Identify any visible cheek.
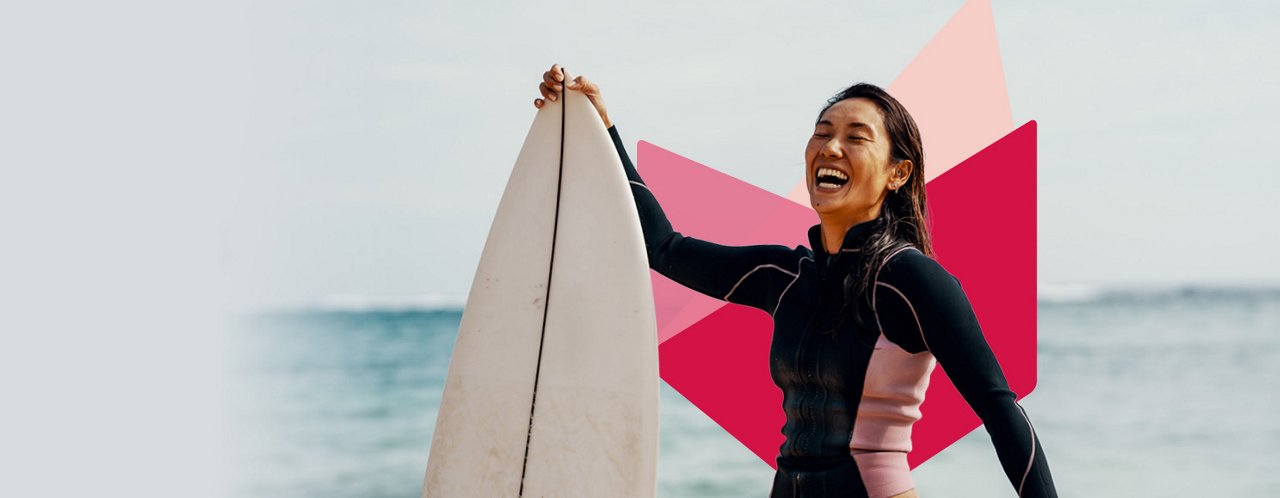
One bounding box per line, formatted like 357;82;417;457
848;169;888;196
847;153;877;182
852;151;890;184
864;171;890;192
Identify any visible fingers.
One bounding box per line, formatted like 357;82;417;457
569;75;594;93
563;69;596;95
541;64;565;102
542;71;562;93
539;82;558;102
537;64;595;107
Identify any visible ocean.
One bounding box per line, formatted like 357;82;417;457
230;285;1280;497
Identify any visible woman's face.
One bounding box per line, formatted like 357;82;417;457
805;97;907;223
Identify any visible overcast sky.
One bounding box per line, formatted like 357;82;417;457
11;1;1277;313
220;0;1280;310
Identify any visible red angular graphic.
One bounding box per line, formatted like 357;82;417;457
649;121;1038;468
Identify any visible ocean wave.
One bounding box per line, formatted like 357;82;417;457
1036;283;1105;304
1037;282;1280;305
297;294;467;312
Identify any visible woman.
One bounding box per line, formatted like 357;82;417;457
533;64;1057;498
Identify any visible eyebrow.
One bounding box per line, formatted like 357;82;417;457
815;120;873;130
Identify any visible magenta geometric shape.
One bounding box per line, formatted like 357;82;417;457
653;121;1039;469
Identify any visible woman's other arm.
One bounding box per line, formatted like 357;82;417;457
874;249;1058;497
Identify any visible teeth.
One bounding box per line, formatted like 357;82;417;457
816;167;848;180
817;182;842;189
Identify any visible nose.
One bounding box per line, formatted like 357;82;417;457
820;137;842;158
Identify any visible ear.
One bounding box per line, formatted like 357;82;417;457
892;159;913;186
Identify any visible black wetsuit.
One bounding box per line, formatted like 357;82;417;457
609;126;1057;497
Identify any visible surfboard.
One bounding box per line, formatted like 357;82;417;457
422;87;660;497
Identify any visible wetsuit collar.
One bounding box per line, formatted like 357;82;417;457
807;213;886;267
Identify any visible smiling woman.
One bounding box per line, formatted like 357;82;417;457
533;64;1058;498
805;85;932;338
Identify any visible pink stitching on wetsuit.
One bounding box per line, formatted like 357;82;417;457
870;246;918;314
875;282;931;352
724;264;798;302
1016;403;1037;497
773;257;813;315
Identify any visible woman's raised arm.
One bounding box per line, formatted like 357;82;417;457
532;63;802;314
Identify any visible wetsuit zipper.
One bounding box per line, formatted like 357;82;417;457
793;260;823;456
793;254;835;457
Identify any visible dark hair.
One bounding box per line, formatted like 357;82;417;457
817;83;934;335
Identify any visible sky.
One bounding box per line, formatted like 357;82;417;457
0;1;1276;495
213;0;1280;310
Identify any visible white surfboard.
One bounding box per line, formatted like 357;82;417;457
423;88;660;497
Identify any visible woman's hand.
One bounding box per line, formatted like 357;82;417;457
534;63;612;128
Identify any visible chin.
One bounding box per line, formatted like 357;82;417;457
810;199;843;215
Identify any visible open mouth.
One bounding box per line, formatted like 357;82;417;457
814;167;849;191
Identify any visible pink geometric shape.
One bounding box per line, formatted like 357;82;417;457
906;119;1038;467
657;121;1039;469
786;0;1012;204
634;141;817;344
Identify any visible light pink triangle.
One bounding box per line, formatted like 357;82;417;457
785;0;1012;205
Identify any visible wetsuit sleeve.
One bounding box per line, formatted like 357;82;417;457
608;125;799;315
873;249;1057;497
